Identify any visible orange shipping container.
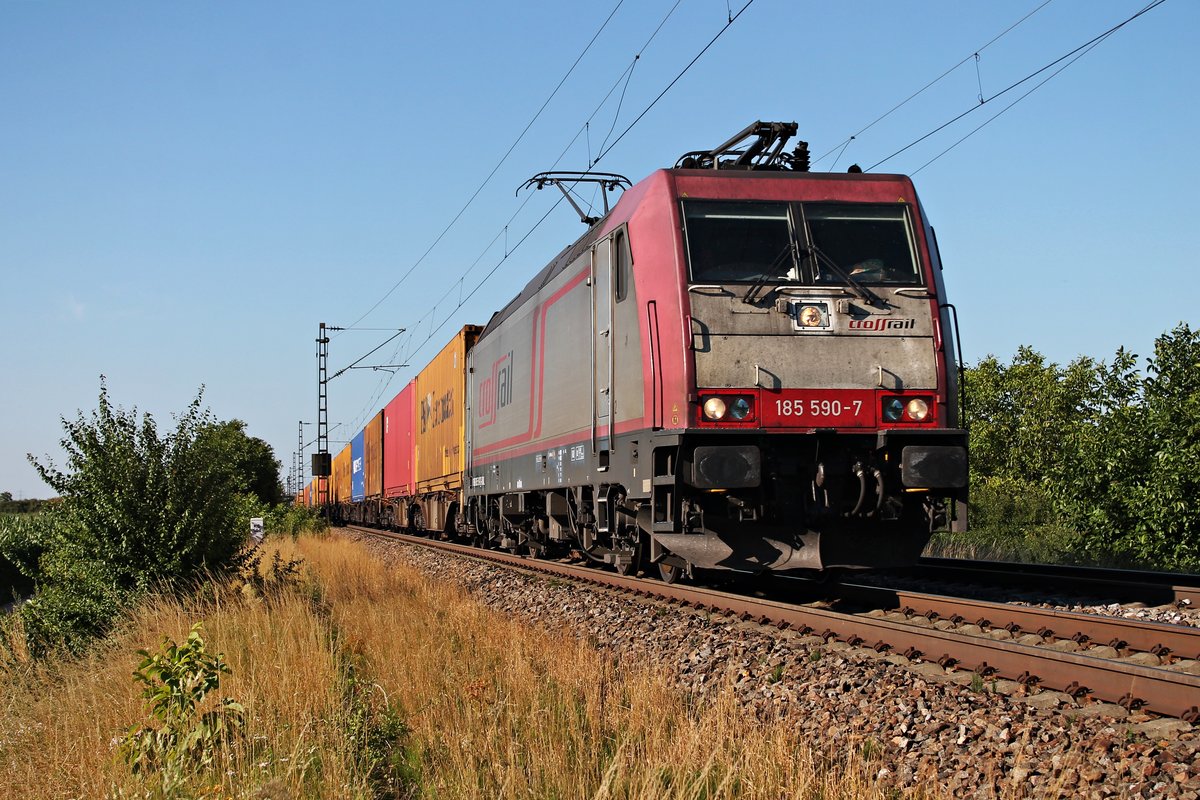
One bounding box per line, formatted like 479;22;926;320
414;325;481;494
331;443;353;505
364;411;383;499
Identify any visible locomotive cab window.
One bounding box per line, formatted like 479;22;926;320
683;201;793;283
682;200;923;286
804;204;921;285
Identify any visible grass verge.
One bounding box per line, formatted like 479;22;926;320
0;534;921;798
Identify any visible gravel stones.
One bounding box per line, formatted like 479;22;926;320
348;532;1200;799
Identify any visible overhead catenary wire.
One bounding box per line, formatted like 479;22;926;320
339;0;628;335
813;0;1056;167
393;1;758;358
911;24;1122;175
867;0;1168;172
337;1;755;435
590;0;755;169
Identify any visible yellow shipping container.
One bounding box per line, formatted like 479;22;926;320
331;443;353;505
414;325;481;494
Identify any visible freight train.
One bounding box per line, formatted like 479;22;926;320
301;121;968;581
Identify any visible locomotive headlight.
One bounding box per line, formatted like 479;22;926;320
702;396;728;420
798;304;826;328
883;397;904;422
730;396;752;420
905;398;930;421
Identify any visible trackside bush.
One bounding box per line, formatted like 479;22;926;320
12;381;269;656
263;503;328;537
961;323;1200;571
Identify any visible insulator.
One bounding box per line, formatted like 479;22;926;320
792;141;810;172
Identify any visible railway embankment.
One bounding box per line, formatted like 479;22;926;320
351;529;1200;799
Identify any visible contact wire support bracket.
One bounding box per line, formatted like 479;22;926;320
519;171;632;225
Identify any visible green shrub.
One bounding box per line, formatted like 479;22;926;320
269;503;329;537
28;382;251;594
118;622;245;796
961;324;1200;571
17;381;276;655
0;513;49;598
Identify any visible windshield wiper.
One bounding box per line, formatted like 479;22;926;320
742;242;799;305
805;243;887;308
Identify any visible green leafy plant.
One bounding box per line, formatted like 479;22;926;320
118;623;245;795
341;658;422;798
28;381;255;594
960;324;1200;571
16;381;282;655
237;545;304;600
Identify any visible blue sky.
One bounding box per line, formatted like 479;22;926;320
2;1;1194;498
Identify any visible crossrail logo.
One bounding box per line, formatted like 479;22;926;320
478;350;515;428
847;318;916;332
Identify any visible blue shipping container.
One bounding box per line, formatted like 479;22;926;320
351;429;366;502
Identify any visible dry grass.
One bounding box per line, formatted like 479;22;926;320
0;535;921;799
0;541;368;799
302;535;901;799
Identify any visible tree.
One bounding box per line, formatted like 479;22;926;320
1055;324;1200;568
963;324;1200;570
198;420;284;506
16;381;258;654
962;348;1095;546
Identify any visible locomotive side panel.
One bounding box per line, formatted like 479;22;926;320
537;266;595;446
467;228;647;497
468;253;593;494
607;228;646;439
624;172;693;434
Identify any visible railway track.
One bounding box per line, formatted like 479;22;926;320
911;557;1200;607
346;525;1200;721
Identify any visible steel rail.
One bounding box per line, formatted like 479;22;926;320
348;526;1200;721
915;557;1200;607
820;580;1200;661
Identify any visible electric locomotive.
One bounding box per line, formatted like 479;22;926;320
463;121;968;580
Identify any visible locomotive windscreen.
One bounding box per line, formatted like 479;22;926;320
682;200;922;286
804;204;920;285
682;201;794;283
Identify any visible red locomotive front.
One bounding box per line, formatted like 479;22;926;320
465;122;967;578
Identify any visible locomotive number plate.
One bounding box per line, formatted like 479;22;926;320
761;389;876;428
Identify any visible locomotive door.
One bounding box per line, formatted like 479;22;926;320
591;236;615;468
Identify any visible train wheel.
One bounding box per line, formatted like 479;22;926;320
614;542;641;577
612;520;641;577
658;562;684;584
